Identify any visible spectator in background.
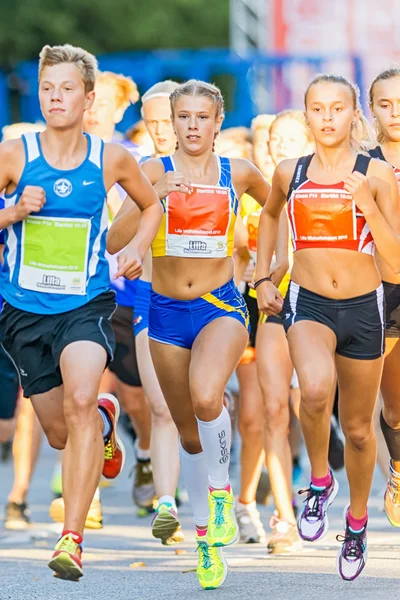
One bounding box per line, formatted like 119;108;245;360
251;114;276;182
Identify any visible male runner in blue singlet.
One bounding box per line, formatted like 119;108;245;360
0;43;162;581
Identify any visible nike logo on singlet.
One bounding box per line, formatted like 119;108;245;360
83;180;95;186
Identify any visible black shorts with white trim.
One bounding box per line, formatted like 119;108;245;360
280;281;385;360
0;291;116;397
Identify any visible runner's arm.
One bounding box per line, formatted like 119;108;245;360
107;199;142;254
232;159;271;207
271;207;290;287
345;161;400;273
373;163;400;273
254;162;291;315
0;140;26;229
255;160;292;283
106;146;163;257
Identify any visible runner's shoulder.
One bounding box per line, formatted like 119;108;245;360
103;142;141;173
273;158;299;192
229;157;265;186
229;157;255;177
140;157;166;183
0;138;24;162
367;155;394;178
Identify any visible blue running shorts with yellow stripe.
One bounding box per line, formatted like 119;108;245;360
148;278;250;349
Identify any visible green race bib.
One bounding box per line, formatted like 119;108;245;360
19;216;91;295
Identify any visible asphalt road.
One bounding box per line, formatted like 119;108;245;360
1;437;399;600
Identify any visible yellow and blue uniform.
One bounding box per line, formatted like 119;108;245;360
148;155;249;349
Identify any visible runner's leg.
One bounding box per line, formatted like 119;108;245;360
257;323;294;523
235;359;266;543
60;341;108;535
149;339;208;527
337;354;382;519
288;321;337;479
136;329;179;499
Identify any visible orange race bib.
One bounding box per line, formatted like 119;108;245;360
166;184;232;257
291;189;357;243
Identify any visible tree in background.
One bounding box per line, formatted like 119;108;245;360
0;0;229;67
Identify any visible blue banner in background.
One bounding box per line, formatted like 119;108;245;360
0;50;364;133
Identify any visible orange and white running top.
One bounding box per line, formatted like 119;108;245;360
287;154;374;255
152;155;238;258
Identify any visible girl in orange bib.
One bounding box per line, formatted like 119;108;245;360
255;74;400;581
107;79;287;590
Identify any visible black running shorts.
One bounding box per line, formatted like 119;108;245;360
0;343;19;419
281;281;385;360
108;304;141;387
0;291;116;397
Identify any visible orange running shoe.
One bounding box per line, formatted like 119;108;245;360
48;531;83;581
98;394;126;480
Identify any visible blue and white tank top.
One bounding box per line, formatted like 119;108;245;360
0;132;110;314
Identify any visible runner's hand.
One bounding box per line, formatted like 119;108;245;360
256;280;283;316
15;186;46;220
154;171;192;199
343;172;375;214
115;247;143;280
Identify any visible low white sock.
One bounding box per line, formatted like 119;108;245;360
158;494;177;511
135;439;151;461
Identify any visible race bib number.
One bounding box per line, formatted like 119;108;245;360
292;189;356;243
166;184;231;257
19;216;91;295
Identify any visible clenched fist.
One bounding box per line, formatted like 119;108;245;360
15;186;46;220
343;172;375;215
115;246;143;281
256;279;284;316
154;171;192;199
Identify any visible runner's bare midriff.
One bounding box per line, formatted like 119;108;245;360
152;256;234;299
291;248;381;299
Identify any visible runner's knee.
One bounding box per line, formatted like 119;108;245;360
151;401;174;427
300;380;332;415
238;410;264;439
191;388;223;420
64;390;98;425
342;421;375;451
263;398;290;436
